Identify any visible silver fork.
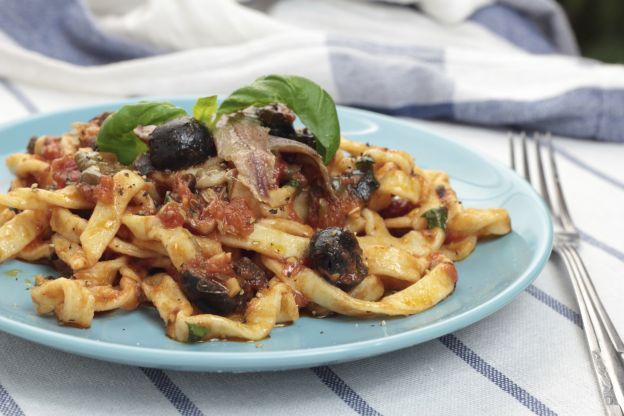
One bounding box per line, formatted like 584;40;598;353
509;132;624;416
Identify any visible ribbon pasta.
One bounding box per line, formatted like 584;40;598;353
0;113;511;343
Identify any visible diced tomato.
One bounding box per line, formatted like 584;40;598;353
40;137;63;161
308;191;361;229
93;175;114;204
186;253;234;277
207;197;255;237
50;155;80;188
76;175;114;204
158;202;186;228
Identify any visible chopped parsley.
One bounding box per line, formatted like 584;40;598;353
422;207;448;230
187;323;209;343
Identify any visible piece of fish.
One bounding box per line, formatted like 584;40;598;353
214;115;277;202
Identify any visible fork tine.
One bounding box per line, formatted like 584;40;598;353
508;133;516;170
521;133;531;182
546;134;575;230
534;134;557;218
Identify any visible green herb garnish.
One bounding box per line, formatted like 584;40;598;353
422;207;448;230
192;95;218;127
187;323;210;343
96;102;187;165
217;75;340;164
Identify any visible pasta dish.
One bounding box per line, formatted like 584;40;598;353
0;75;511;343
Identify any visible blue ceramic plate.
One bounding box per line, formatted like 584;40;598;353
0;99;552;372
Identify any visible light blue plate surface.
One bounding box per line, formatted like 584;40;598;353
0;99;552;372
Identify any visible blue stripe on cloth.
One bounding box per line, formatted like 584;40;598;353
141;368;204;416
0;0;161;65
439;334;557;416
553;144;624;191
469;5;557;54
0;79;38;114
453;88;624;143
579;230;624;263
525;284;583;328
0;382;24;416
311;366;382;416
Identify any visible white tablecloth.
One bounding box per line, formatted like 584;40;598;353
0;80;622;416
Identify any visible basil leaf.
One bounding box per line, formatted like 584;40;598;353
422;207;448;230
193;95;218;127
96;102;187;165
217;74;340;164
187;323;210;343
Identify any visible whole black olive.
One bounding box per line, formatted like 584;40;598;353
149;117;216;171
180;271;241;315
308;227;368;291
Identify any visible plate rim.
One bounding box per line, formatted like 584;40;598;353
0;99;553;371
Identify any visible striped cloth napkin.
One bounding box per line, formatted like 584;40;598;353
0;1;623;415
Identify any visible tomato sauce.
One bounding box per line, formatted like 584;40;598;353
40;137;63;161
77;175;114;204
157;202;186;228
186;253;234;277
50;156;81;188
207;197;255;237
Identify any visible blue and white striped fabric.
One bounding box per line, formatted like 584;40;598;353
0;1;623;415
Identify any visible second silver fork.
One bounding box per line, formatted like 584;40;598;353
510;132;624;416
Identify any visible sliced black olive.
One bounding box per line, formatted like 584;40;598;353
233;257;268;293
308;227;368;291
149;116;216;171
180;271;241;315
294;127;317;149
256;104;297;139
349;155;379;202
133;153;155;176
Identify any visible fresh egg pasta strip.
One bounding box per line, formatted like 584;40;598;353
0;186;93;210
142;273;296;342
0;210;48;262
264;257;457;317
360;241;428;283
5;153;49;178
219;222;309;259
73;257;129;286
81;170;145;265
17;240;53;261
88;270;141;312
52;233;89;270
0;207;16;226
122;214;201;270
31;277;95;328
348;275;385;302
446;208;511;238
51;207;159;258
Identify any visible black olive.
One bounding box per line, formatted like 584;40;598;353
256;104;297;139
180;271;241;315
233;257;268;293
348;155;379;202
26;136;37;154
149;116;216;171
308;227;368;291
133;153;155;176
294;127;317;150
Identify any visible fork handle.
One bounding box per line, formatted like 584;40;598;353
558;245;624;416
